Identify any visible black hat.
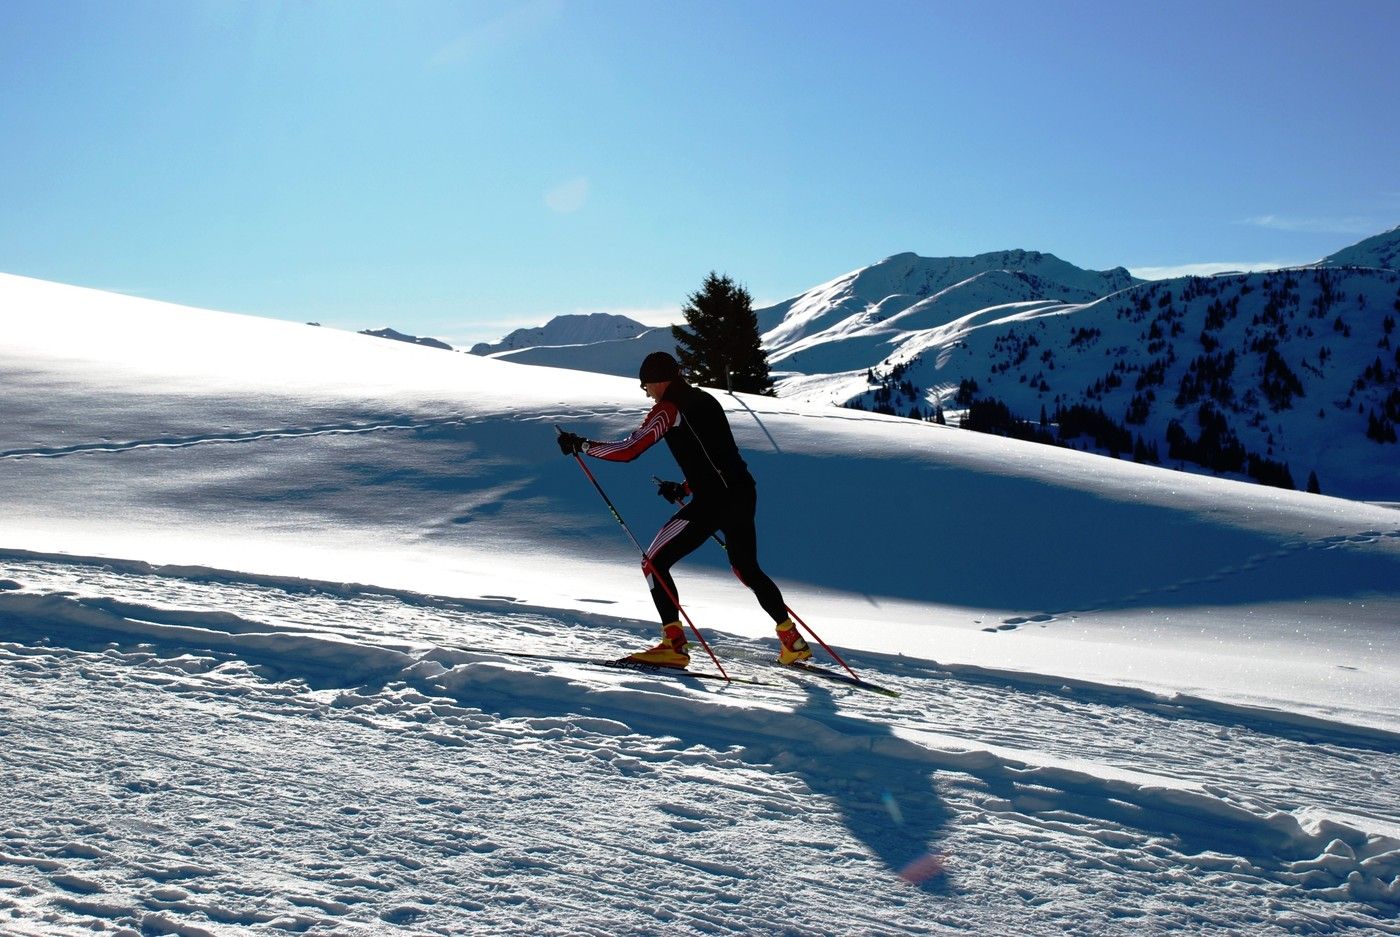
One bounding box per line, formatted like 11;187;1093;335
638;351;681;384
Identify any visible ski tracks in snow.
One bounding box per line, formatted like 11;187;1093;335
991;527;1400;631
1;555;1398;935
0;416;479;462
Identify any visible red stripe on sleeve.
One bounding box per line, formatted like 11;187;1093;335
586;401;678;462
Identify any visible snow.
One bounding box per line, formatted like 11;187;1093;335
469;312;651;356
482;325;679;379
473;233;1400;504
1321;225;1400;271
837;266;1400;501
2;271;1399;935
757;250;1139;353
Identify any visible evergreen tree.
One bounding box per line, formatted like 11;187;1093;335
672;272;774;395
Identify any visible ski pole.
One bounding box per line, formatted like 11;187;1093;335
559;428;730;681
652;477;862;682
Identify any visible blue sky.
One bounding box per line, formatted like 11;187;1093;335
2;0;1397;346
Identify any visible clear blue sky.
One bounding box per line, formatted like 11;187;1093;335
2;0;1397;346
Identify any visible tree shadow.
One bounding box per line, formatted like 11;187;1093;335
725;392;783;455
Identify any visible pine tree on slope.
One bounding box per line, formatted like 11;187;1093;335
672;272;775;396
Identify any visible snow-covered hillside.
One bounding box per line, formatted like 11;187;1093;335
765;270;1075;377
2;272;1399;935
359;327;454;351
470;312;650;356
757;250;1138;354
463;230;1400;500
836;266;1400;502
481;324;679;379
1321;224;1400;270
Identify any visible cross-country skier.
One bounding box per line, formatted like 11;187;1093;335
556;351;810;669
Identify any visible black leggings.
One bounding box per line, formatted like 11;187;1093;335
642;487;787;625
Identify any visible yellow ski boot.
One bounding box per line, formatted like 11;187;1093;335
624;622;690;669
776;618;812;665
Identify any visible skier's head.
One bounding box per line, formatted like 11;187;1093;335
639;351;682;402
639;351;681;384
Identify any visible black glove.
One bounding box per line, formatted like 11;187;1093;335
557;431;587;456
655;479;687;503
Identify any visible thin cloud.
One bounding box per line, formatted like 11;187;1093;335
544;176;590;214
426;0;563;71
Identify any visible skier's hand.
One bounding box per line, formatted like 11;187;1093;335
557;431;587;456
655;479;687;503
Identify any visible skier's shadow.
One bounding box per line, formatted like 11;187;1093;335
414;652;953;891
750;679;954;894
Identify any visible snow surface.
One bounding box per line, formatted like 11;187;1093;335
1321;225;1400;271
756;250;1139;354
474;234;1400;503
834;266;1400;502
470;313;651;356
483;325;679;380
2;272;1399;935
359;328;454;352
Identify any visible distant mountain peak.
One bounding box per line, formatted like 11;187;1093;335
1320;224;1400;270
470;312;649;356
360;327;454;351
758;248;1140;355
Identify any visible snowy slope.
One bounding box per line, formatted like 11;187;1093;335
470;312;650;355
483;325;679;379
767;270;1076;376
1320;224;1400;270
476;232;1400;501
834;267;1400;501
756;250;1139;354
2;272;1399;935
359;327;454;351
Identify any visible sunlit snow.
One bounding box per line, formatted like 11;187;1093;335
2;273;1398;935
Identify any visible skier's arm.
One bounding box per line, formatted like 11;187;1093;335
584;402;678;462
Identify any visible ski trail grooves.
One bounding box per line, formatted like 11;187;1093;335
1;555;1398;934
0;416;473;460
995;527;1400;629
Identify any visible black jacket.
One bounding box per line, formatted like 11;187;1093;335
585;381;754;501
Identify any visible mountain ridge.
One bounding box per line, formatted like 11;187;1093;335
470;312;649;356
838;264;1400;499
470;227;1399;498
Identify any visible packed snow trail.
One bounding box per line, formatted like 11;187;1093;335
1;556;1397;935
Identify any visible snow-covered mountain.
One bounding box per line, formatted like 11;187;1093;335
758;250;1139;358
2;271;1399;934
824;266;1400;502
470;312;650;356
1319;223;1400;270
481;324;679;379
764;268;1089;376
474;231;1399;499
360;326;454;351
464;252;1140;385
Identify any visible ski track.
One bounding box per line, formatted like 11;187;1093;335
993;527;1400;630
0;403;875;464
0;417;478;462
1;556;1398;936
